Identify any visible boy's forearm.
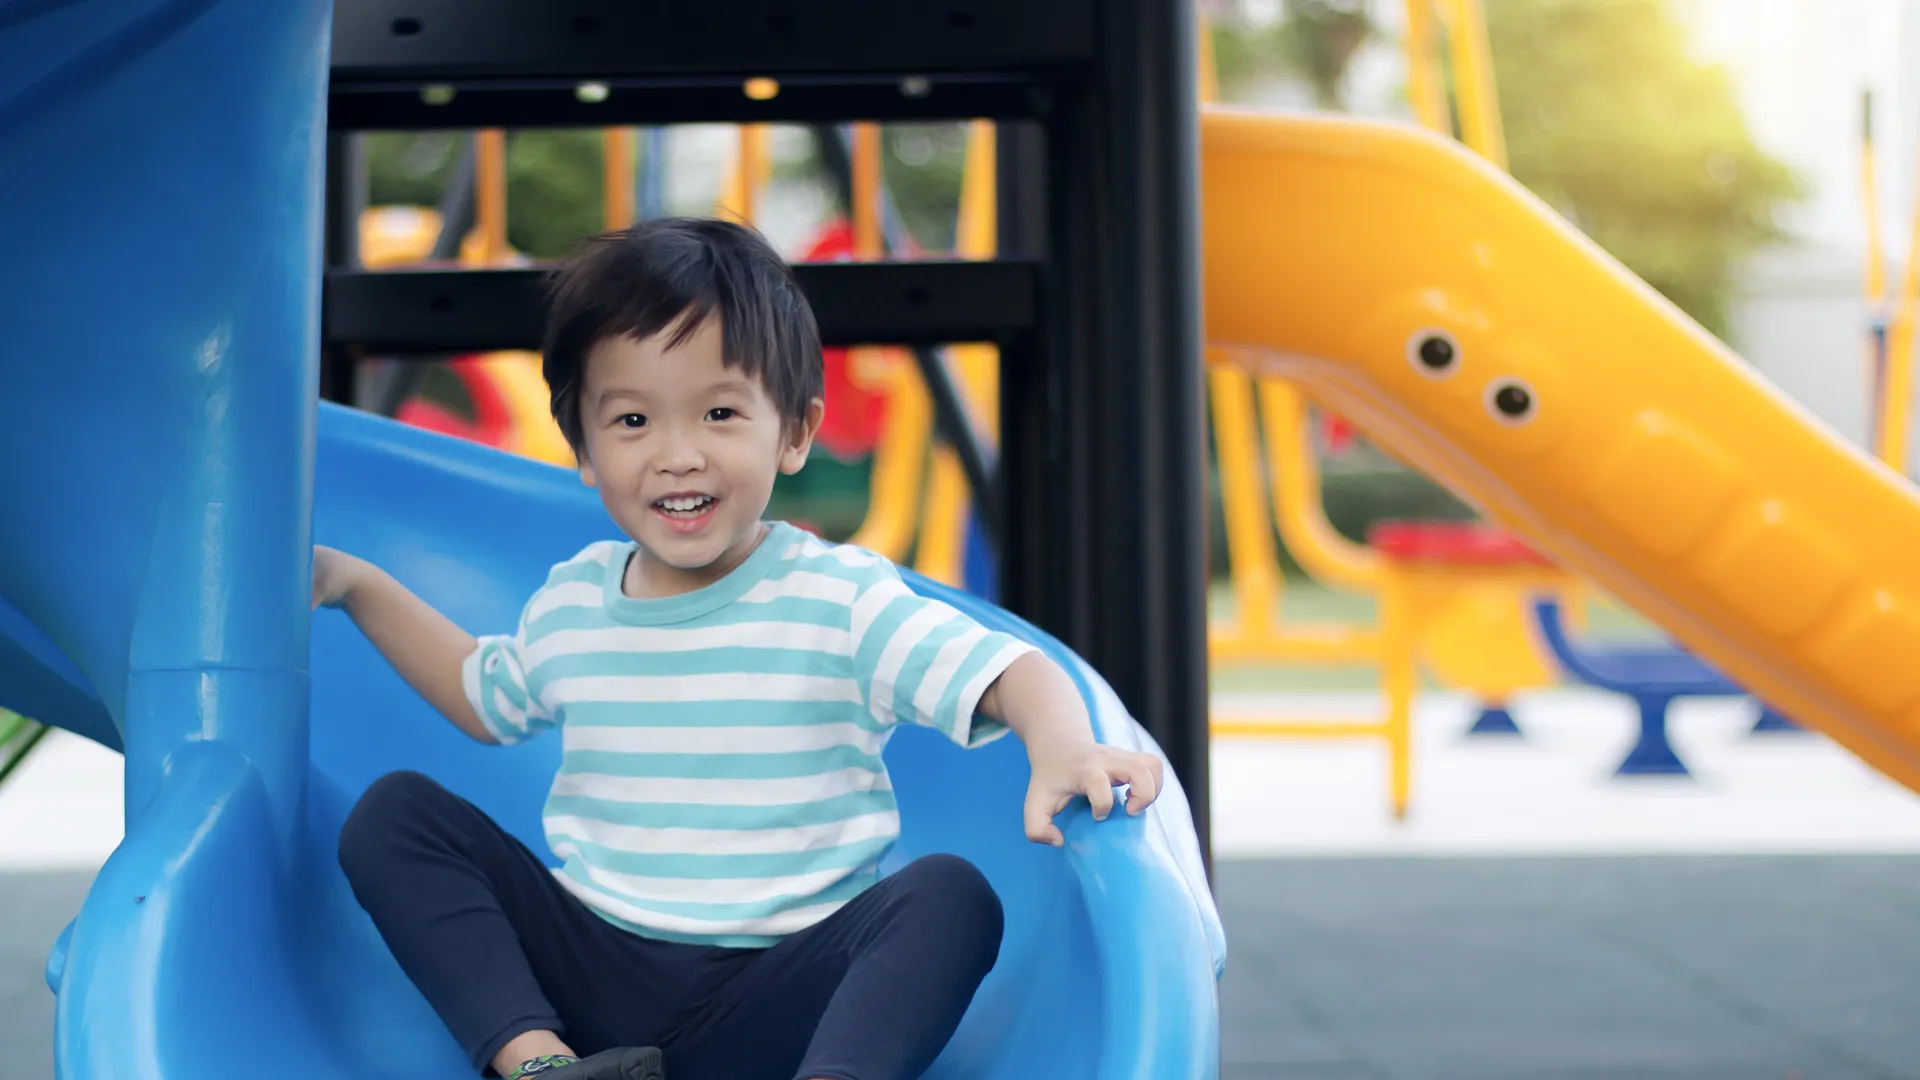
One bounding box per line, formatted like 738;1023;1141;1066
980;652;1094;757
341;566;495;743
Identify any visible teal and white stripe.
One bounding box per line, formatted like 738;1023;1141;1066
461;521;1033;946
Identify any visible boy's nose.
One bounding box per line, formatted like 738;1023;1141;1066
655;431;706;474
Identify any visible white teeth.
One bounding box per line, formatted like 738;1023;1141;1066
657;495;714;513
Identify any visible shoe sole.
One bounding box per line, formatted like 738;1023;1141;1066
564;1046;665;1080
628;1047;664;1080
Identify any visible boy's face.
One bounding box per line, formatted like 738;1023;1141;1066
575;316;822;595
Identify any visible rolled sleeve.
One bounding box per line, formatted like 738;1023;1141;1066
461;633;551;744
852;571;1039;748
931;634;1037;748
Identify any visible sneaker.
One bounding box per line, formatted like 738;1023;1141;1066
511;1047;665;1080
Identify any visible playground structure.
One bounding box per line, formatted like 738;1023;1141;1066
1197;104;1920;800
337;3;1827;825
1;4;1223;1076
1206;0;1822;818
14;3;1920;1077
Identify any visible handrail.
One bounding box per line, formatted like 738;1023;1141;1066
1878;115;1920;473
915;120;1002;586
1208;363;1284;630
1402;0;1450;134
1257;378;1384;592
1442;0;1507;169
845;361;932;559
602;127;635;227
474;129;508;263
1861;90;1890;454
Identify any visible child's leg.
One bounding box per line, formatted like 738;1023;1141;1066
337;770;688;1075
661;853;1004;1080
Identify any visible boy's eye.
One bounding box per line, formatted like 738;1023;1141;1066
706;407;736;422
618;413;647;429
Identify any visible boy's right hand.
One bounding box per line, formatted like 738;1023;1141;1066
312;545;368;610
307;545;491;742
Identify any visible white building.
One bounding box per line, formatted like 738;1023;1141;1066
1679;0;1915;463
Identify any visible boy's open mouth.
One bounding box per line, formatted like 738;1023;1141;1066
653;493;717;520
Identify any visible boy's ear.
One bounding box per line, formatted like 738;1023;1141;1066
576;444;598;488
779;397;826;475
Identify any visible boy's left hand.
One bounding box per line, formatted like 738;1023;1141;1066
1023;741;1165;847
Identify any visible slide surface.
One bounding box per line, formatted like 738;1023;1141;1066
1201;107;1920;794
0;5;1220;1076
7;405;1224;1078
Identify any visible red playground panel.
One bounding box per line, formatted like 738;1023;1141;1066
1366;520;1554;569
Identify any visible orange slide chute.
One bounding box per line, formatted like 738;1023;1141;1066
1200;106;1920;796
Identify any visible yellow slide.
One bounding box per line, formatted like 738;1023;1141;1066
1200;106;1920;795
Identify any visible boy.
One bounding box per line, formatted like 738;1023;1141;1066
315;217;1164;1080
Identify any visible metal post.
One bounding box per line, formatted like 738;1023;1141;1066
1030;0;1209;861
994;119;1056;641
321;134;367;405
998;106;1088;647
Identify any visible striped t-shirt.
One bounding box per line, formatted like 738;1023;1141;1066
460;520;1036;947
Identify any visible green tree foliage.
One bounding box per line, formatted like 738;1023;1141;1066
1209;0;1380;107
879;125;970;250
1210;0;1804;340
1487;0;1803;338
1278;0;1378;108
363;130;611;259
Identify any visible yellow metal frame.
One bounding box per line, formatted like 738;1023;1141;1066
1402;0;1449;134
845;359;932;561
913;121;1002;586
839;121;930;564
837;121;1001;584
1207;354;1581;818
1201;11;1380;667
1438;0;1506;169
1861;91;1889;458
1205;2;1583;819
603;127;636;228
715;123;771;224
1877;97;1920;473
1208;364;1382;664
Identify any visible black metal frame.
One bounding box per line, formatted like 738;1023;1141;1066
363;134;480;418
329;1;1095;80
325;260;1040;353
320;134;368;405
321;0;1209;864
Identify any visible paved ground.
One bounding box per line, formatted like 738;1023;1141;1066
1213;856;1920;1080
8;855;1919;1078
3;870;88;1077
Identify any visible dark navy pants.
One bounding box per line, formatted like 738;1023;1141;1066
338;771;1003;1080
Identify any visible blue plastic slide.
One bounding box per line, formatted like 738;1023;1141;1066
0;3;1223;1076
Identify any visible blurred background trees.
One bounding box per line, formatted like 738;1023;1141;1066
1205;0;1803;340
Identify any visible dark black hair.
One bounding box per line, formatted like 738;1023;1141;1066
541;216;824;451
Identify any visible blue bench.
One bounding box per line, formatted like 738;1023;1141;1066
1529;598;1799;777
